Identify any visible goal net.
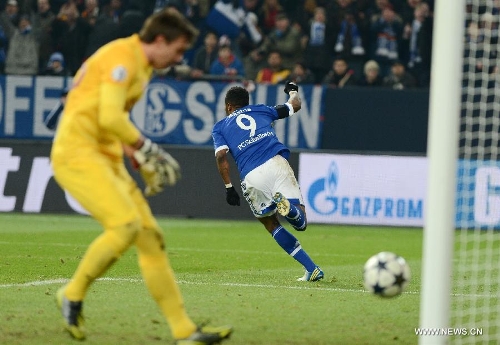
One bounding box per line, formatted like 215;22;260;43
453;0;500;343
420;0;500;344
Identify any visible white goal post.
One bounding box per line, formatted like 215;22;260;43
420;0;500;344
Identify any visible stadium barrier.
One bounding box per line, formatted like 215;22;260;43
322;87;430;154
0;141;262;220
1;142;497;228
0;76;433;153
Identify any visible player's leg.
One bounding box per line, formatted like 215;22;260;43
272;155;307;231
52;158;142;338
273;192;307;231
132;190;196;339
133;184;232;344
242;164;323;281
258;215;322;281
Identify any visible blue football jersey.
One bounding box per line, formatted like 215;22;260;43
212;104;290;178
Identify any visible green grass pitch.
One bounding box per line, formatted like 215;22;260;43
0;213;423;345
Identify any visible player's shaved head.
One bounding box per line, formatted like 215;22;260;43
225;86;249;109
139;7;198;46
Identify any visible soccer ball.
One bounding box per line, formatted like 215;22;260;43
363;251;411;298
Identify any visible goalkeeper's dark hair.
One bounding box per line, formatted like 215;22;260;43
139;8;198;47
225;86;249;108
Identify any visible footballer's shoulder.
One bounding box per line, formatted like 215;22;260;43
212;118;226;131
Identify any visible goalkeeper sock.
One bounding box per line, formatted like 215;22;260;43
285;203;307;231
136;227;197;340
64;221;140;301
271;225;316;272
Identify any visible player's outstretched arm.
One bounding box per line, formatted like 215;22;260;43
284;81;301;113
215;149;240;206
275;81;302;119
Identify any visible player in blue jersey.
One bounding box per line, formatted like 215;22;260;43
212;82;324;282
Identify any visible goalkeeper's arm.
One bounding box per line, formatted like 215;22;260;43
127;138;182;196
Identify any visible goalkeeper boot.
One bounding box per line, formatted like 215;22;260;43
273;192;290;217
297;266;324;282
175;325;233;345
56;286;85;340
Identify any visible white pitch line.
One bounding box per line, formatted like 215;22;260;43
0;277;370;293
0;277;495;298
0;241;365;258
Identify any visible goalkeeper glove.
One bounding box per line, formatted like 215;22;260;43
133;138;160;165
226;186;240;206
134;139;181;196
139;163;164;197
283;81;299;95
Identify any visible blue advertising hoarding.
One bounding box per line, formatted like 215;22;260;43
0;76;324;149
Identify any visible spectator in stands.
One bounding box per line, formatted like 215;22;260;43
103;0;123;24
369;4;403;77
236;10;262;58
209;41;245;81
255;50;290;84
44;87;68;130
368;0;393;17
399;0;424;27
0;0;20;41
205;0;263;57
357;59;383;87
50;0;71;15
464;13;499;89
258;12;302;71
383;60;416;89
51;1;91;75
190;30;218;79
334;7;365;57
117;2;145;38
303;7;332;83
322;57;357;88
257;0;283;35
84;0;122;58
403;2;430;87
417;13;433;87
5;14;38;75
168;0;202;28
480;11;499;66
43;51;68;76
333;5;367;78
288;61;315;84
243;46;266;80
80;0;99;26
30;0;55;74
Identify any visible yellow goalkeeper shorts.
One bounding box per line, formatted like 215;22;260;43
51;154;156;230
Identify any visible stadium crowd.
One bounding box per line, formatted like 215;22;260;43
0;0;439;89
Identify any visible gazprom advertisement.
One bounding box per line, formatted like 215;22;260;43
299;153;500;228
0;76;324;149
299;153;427;226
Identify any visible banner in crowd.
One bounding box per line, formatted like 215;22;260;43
0;76;324;149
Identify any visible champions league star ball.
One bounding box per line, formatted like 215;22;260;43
363;251;411;298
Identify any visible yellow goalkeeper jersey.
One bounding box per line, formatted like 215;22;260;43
52;34;152;162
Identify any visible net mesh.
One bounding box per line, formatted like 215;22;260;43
452;1;500;343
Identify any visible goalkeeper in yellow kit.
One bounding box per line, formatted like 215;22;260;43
50;8;232;345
